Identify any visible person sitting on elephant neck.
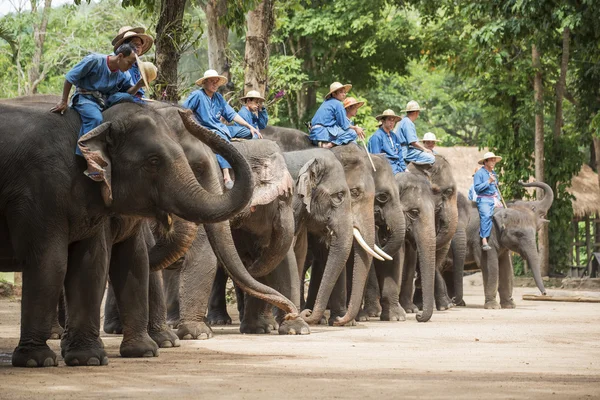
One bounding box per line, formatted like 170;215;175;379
309;82;365;149
422;132;439;155
227;90;267;139
183;70;261;190
111;26;154;100
398;100;435;166
343;96;364;125
50;43;145;181
367;109;407;175
474;152;503;251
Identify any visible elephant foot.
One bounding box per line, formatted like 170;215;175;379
50;321;64;340
380;303;406;322
278;315;310;335
60;335;108;366
177;321;214;340
453;298;466;307
207;309;232;326
103;317;123;335
11;344;58;368
356;309;370;322
166;313;180;329
363;302;382;318
484;300;501;310
501;299;516;309
401;301;420;314
240;314;277;334
330;312;357;326
120;334;159;358
149;328;180;348
435;294;454;311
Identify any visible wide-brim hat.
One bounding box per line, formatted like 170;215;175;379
112;26;146;46
195;69;228;87
343;97;364;109
240;90;265;102
422;132;440;142
375;109;402;122
325;82;352;99
478;152;503;165
113;31;154;56
135;54;158;94
401;100;425;113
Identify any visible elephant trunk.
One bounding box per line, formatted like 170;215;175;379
381;206;406;257
204;221;299;315
517;181;555;216
523;241;547;295
415;224;437;323
451;228;468;305
169;110;253;224
149;216;199;271
436;200;458;248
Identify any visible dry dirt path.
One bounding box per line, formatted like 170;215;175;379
1;277;599;399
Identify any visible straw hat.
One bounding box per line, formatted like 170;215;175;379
240;90;265;102
195;69;228;87
401;100;425;113
113;31;154;56
478;152;503;165
375;109;402;122
422;132;439;142
135;54;158;93
343;97;364;109
325;82;352;99
111;26;146;46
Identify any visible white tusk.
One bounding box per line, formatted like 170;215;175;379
353;228;384;261
374;244;393;261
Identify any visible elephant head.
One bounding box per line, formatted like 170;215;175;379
396;173;439;322
494;206;547;295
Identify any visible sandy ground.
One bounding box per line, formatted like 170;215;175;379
1;275;599;400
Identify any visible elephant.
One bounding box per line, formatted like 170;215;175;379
0;96;295;367
444;181;552;308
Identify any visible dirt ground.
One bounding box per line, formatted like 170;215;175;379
1;274;599;400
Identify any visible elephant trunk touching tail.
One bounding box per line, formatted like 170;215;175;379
415;223;437;323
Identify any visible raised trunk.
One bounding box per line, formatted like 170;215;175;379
155;0;187;102
203;0;231;91
415;226;437;323
244;0;275;95
148;216;198;271
516;181;555;216
27;0;52;95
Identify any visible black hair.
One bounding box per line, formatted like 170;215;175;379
115;42;137;57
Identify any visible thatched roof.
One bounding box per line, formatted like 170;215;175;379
435;146;600;218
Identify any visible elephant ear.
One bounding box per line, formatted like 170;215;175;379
493;209;508;232
297;158;319;213
77;122;113;207
250;152;294;207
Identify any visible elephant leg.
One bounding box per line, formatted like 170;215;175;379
207;266;232;325
272;249;309;335
108;232;158;358
377;247;405;321
400;244;420;313
328;258;352;326
480;250;500;309
359;265;381;321
103;283;122;334
50;290;65;340
162;269;180;327
498;251;516;308
177;230;216;340
294;227;308;308
451;229;467;306
304;245;325;313
240;289;277;334
235;283;245;321
61;232;111;366
434;243;454;311
148;271;180;348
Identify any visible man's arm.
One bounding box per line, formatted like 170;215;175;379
233;114;262;138
50;80;73;114
127;80;145;95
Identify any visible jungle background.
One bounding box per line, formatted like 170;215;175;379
1;0;599;277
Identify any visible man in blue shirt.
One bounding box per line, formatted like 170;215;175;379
228;90;267;139
112;26;154;99
183;69;260;189
398;100;435;166
50;43;144;180
309;82;365;148
473;152;502;251
368;109;406;174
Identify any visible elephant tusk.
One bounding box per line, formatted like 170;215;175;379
353;228;384;261
373;244;393;261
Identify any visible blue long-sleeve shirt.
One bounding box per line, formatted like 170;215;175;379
127;62;144;97
473;167;499;197
311;98;349;130
368;127;406;174
66;53;132;98
182;89;237;138
236;106;268;129
398;116;418;146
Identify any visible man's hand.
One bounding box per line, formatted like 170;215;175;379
424;148;433;154
353;126;365;140
50;100;68;115
488;174;496;184
250;126;263;139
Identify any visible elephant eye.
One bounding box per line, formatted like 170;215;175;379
376;192;390;204
350;188;362;199
406;208;420;220
443;188;454;198
146;155;161;169
330;191;345;206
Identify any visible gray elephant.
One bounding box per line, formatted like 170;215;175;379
445;181;552;308
0;96;256;367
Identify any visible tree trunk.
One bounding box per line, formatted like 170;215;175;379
243;0;275;96
202;0;231;92
532;44;549;277
155;0;187;102
27;0;52;95
554;27;570;140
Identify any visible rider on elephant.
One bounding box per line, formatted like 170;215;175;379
309;82;365;149
421;132;440;155
111;26;154;99
474;152;503;251
398;100;435;166
183;70;261;189
367;109;406;175
343;96;364;125
228;90;267;140
50;42;145;180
